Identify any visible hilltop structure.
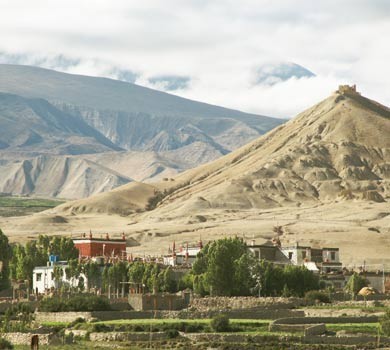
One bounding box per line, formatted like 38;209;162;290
337;84;360;95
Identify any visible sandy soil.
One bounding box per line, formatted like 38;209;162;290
1;201;389;267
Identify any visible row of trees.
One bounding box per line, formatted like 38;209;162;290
192;237;319;297
0;229;183;296
0;229;79;290
0;230;322;298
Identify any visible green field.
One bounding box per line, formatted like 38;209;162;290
0;196;64;217
11;318;387;350
327;322;380;335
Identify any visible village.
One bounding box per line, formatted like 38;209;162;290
29;231;389;298
0;228;389;349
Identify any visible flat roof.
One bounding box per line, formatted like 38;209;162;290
73;238;126;244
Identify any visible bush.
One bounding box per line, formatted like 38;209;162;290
0;338;13;350
210;314;230;332
39;295;111;312
165;328;179;338
380;309;390;336
68;317;86;328
91;324;111;333
305;290;331;304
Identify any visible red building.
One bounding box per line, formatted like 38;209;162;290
73;233;127;259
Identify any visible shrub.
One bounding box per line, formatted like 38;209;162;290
305;290;331;304
380;309;390;336
68;317;86;328
91;324;111;333
39;295;111;312
210;314;230;332
165;329;179;338
0;338;13;350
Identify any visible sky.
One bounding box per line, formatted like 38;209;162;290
0;0;389;118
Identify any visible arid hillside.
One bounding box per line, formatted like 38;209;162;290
2;86;389;265
54;86;390;216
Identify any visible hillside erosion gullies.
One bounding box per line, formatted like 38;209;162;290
53;86;390;217
147;87;390;216
0;155;131;199
0;64;283;198
1;87;390;266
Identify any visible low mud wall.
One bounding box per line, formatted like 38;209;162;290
189;297;305;311
304;308;385;317
304;324;326;336
36;308;304;323
89;332;167;342
272;316;378;325
304;335;390;345
183;332;300;343
35;311;93;323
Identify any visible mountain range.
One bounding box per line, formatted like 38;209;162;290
18;85;387;265
56;85;390;216
0;64;283;198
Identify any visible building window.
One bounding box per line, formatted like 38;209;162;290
331;252;336;261
302;251;307;259
36;273;42;282
288;252;293;260
255;250;260;259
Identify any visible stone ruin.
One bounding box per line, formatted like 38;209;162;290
337;84;360;95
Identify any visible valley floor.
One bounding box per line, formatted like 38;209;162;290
0;201;389;266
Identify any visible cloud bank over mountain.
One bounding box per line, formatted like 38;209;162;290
0;1;389;117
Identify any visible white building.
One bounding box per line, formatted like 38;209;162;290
33;262;87;294
248;241;342;274
163;243;202;266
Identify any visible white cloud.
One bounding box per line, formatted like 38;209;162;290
0;0;389;118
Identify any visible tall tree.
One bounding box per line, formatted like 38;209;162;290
193;237;250;296
344;273;368;299
0;229;11;290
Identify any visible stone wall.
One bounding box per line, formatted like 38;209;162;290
269;323;307;332
1;332;60;345
182;332;300;343
304;335;390;345
89;332;167;342
36;308;304;323
128;294;143;311
128;293;187;311
304;324;326;336
189;296;304;312
109;299;131;311
272;316;378;325
304;307;385;318
35;311;93;323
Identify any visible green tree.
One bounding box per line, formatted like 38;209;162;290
128;261;145;293
161;266;177;293
380;309;390;336
0;229;11;290
102;266;109;293
178;272;194;291
192;237;251;296
53;265;64;290
210;314;230;332
344;273;368;299
82;261;101;292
